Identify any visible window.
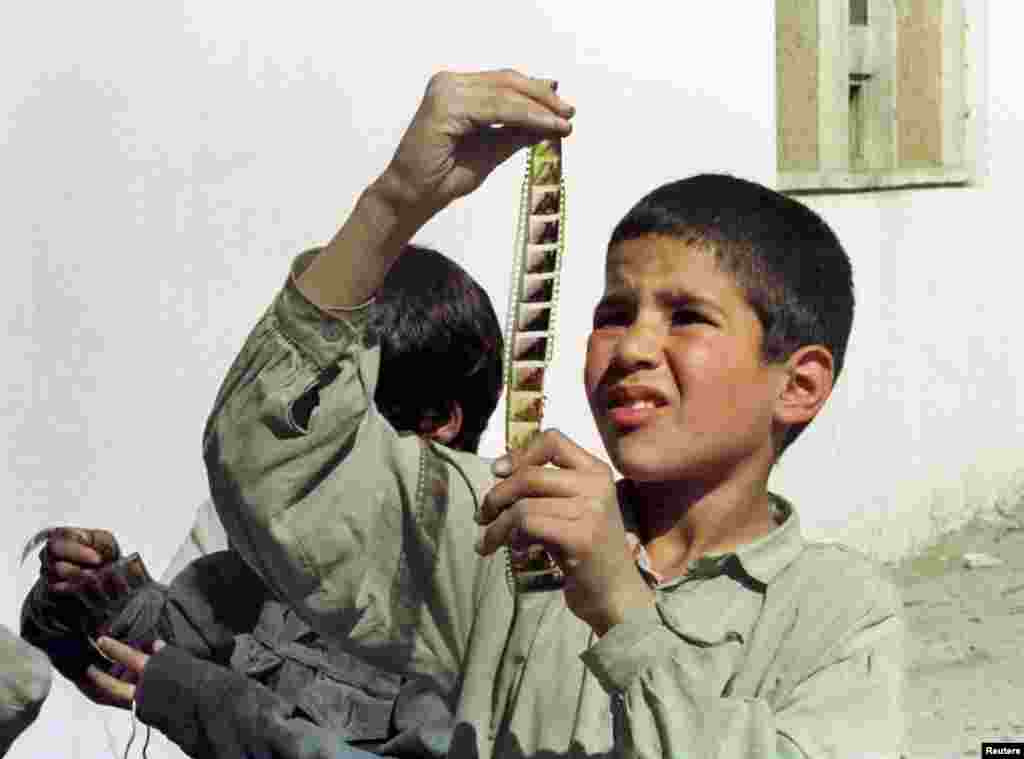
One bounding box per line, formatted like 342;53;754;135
776;0;972;192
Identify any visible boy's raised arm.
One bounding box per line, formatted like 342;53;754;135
296;70;574;311
202;70;573;688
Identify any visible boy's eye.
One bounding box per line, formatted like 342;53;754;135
671;309;710;326
593;310;628;328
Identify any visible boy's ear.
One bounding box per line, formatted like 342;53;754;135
420;402;464;446
773;345;834;428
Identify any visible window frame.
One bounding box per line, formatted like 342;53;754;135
776;0;975;194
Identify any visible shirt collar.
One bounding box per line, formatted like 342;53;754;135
618;482;805;591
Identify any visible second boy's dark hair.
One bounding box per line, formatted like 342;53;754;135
368;244;503;453
608;174;854;453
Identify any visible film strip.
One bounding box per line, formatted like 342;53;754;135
502;136;567;594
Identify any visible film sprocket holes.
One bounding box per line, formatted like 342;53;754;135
502;134;567;593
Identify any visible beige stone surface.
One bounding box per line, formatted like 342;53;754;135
889;505;1024;757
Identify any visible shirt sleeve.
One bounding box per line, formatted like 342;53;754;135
136;644;381;759
580;570;905;758
159;549;271;660
160;499;230;583
201;250;494;694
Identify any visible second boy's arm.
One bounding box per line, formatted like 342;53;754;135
202;71;572;685
294;71;573;311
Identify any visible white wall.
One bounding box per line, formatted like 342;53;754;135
3;3;773;756
771;2;1024;558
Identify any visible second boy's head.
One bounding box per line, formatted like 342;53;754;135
369;244;503;454
585;174;853;486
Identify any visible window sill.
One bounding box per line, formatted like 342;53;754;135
778;167;970;194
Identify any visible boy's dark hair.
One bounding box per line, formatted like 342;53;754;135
367;244;503;453
608;174;854;453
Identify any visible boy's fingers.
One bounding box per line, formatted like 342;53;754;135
476;498;579;557
481;432;612;524
82;665;134;709
429;70;573;135
481;69;575;117
44;538;104;567
88;530;121;563
96;636;149;675
44;565;97;596
496;429;603;477
53;527;120;562
138;638;167;656
480;465;586;524
463;91;571;136
41;555;91;584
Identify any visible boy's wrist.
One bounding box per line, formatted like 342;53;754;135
369;167;445;226
299;181;426;311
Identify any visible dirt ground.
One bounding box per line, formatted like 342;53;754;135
887;507;1024;758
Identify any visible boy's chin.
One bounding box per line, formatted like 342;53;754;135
599;422;720;482
606;437;722;485
607;444;689;483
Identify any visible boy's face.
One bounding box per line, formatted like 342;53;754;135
585;235;787;485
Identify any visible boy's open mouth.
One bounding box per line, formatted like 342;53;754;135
604;385;670;428
605;384;670;411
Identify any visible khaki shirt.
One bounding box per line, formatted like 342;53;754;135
202;251;906;758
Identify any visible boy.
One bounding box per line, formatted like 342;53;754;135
23;244;503;758
103;70;904;757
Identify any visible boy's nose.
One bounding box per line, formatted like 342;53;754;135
612;325;662;370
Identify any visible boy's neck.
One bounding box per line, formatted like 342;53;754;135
626;468;779;579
